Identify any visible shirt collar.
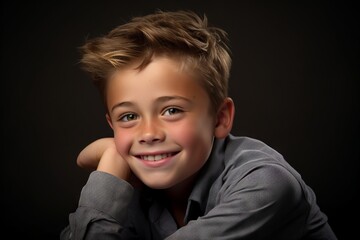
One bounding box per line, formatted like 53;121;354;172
185;137;226;220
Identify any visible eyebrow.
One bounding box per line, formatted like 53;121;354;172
111;95;192;113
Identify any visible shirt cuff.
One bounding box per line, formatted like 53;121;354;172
78;170;134;224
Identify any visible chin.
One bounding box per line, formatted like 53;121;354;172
144;181;175;190
141;177;179;190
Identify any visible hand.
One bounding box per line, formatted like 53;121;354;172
77;138;131;181
96;142;131;181
77;138;115;169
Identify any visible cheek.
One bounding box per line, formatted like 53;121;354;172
113;128;133;156
169;117;214;149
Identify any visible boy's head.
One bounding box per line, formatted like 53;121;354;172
80;10;231;114
79;10;235;189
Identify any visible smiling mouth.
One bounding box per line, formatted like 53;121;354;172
137;152;178;161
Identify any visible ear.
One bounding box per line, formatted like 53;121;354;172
214;97;235;138
106;113;114;130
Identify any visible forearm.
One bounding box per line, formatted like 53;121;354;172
77;138;114;169
61;171;134;240
77;137;131;181
97;146;131;181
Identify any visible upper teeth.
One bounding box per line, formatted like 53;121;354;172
141;153;172;161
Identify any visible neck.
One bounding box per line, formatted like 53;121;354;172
164;173;197;202
163;174;198;227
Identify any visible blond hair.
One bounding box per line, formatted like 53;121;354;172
80;10;231;113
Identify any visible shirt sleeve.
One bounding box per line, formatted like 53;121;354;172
166;163;311;240
60;171;135;240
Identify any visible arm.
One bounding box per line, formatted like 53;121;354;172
76;138;115;170
95;141;131;180
61;139;136;240
166;164;311;239
76;137;141;186
61;171;135;240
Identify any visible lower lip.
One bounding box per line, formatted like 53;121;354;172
139;155;175;168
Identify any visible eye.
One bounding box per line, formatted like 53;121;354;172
163;107;182;116
119;113;138;122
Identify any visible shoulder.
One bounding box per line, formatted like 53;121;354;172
223;134;285;164
224;161;303;203
222;134;300;178
219;134;304;204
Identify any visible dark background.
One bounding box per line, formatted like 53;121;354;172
1;0;358;239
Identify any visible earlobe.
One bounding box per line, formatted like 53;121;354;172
106;114;114;130
214;97;235;139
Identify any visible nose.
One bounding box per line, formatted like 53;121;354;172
138;119;165;144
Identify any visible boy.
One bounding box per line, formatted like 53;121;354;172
61;10;337;239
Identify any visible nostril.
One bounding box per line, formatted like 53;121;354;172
139;136;161;144
138;124;165;143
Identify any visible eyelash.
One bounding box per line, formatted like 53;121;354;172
162;107;183;116
118;113;138;122
117;107;183;122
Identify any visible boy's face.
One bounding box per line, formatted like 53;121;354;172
106;57;216;189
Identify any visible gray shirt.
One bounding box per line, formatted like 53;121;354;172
61;135;337;239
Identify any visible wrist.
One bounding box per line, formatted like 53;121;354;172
96;147;131;181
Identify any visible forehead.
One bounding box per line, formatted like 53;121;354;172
106;57;211;108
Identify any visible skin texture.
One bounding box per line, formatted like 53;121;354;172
106;57;219;189
80;56;235;226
